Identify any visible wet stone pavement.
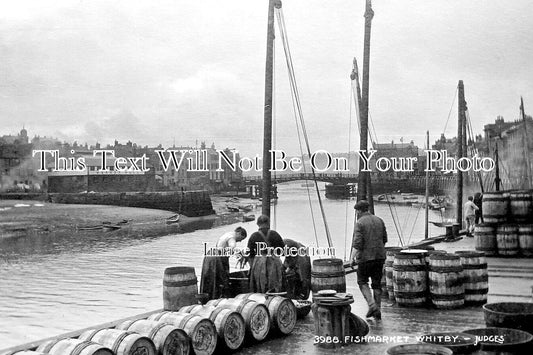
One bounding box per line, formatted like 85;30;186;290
239;272;486;355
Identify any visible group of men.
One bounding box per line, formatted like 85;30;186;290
199;200;388;321
200;214;311;301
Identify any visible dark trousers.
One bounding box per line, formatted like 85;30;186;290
357;259;385;289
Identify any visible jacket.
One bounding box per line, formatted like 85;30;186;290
352;212;387;262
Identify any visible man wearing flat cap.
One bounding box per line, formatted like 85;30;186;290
352;200;387;320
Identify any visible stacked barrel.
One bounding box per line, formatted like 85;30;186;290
476;190;533;257
389;249;488;309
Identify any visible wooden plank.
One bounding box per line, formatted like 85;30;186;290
0;309;163;355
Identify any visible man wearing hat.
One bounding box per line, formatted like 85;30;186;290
352;200;387;320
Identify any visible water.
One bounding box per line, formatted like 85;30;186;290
0;184;448;348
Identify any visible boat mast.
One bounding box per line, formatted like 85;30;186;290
425;130;430;239
520;97;532;189
261;0;279;218
357;0;374;207
456;80;466;226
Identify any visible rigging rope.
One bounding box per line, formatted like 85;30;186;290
271;36;277;230
344;82;355;261
443;85;459;135
385;193;404;246
276;8;333;249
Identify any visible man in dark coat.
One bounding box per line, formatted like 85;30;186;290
352;200;387;320
283;238;311;300
248;214;285;293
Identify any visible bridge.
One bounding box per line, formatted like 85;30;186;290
242;172;358;185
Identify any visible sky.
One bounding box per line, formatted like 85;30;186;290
0;0;531;158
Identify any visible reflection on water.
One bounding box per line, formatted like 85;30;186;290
0;184;449;348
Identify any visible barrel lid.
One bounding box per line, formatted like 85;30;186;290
429;253;460;260
400;249;428;254
312;258;343;266
164;266;195;274
455;250;485;257
317;289;337;296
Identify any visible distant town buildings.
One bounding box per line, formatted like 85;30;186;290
0;129;243;193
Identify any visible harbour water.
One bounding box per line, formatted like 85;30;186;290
0;183;449;348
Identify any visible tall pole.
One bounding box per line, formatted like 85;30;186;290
357;0;374;204
351;58;374;213
457;80;466;226
494;141;501;191
261;0;278;218
520;97;532;189
425;130;430;239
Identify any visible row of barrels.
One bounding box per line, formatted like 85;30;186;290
474;223;533;257
382;248;488;309
4;293;297;355
482;190;533;224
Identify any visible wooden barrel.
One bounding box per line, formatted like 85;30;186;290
116;319;190;355
235;293;297;335
178;305;246;351
455;251;488;305
482;192;509;223
163;266;198;311
311;258;346;295
474;224;497;256
425;250;447;265
36;339;113;355
385;247;403;301
206;298;270;341
148;312;217;355
393;250;427;307
496;224;519;256
428;254;464;309
518;224;533;257
510;191;533;223
79;329;157;355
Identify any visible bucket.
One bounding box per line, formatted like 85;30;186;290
455;251;488;305
393;250;428;307
78;329;157;355
387;344;453;355
483;302;533;334
148;311;217;355
474;224;497;256
496;224;519;256
385;247;403;301
428;254;464;309
116;319;190;355
311;258;346;295
235;293;297;335
482;192;510;223
510;191;533;223
228;271;250;297
518;224;533;257
205;298;270;341
163;266;198;311
36;339;113;355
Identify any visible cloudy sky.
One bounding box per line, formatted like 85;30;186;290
0;0;531;157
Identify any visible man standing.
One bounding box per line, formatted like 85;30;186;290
200;226;247;299
473;192;483;225
248;214;285;293
464;196;479;236
352;200;387;320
